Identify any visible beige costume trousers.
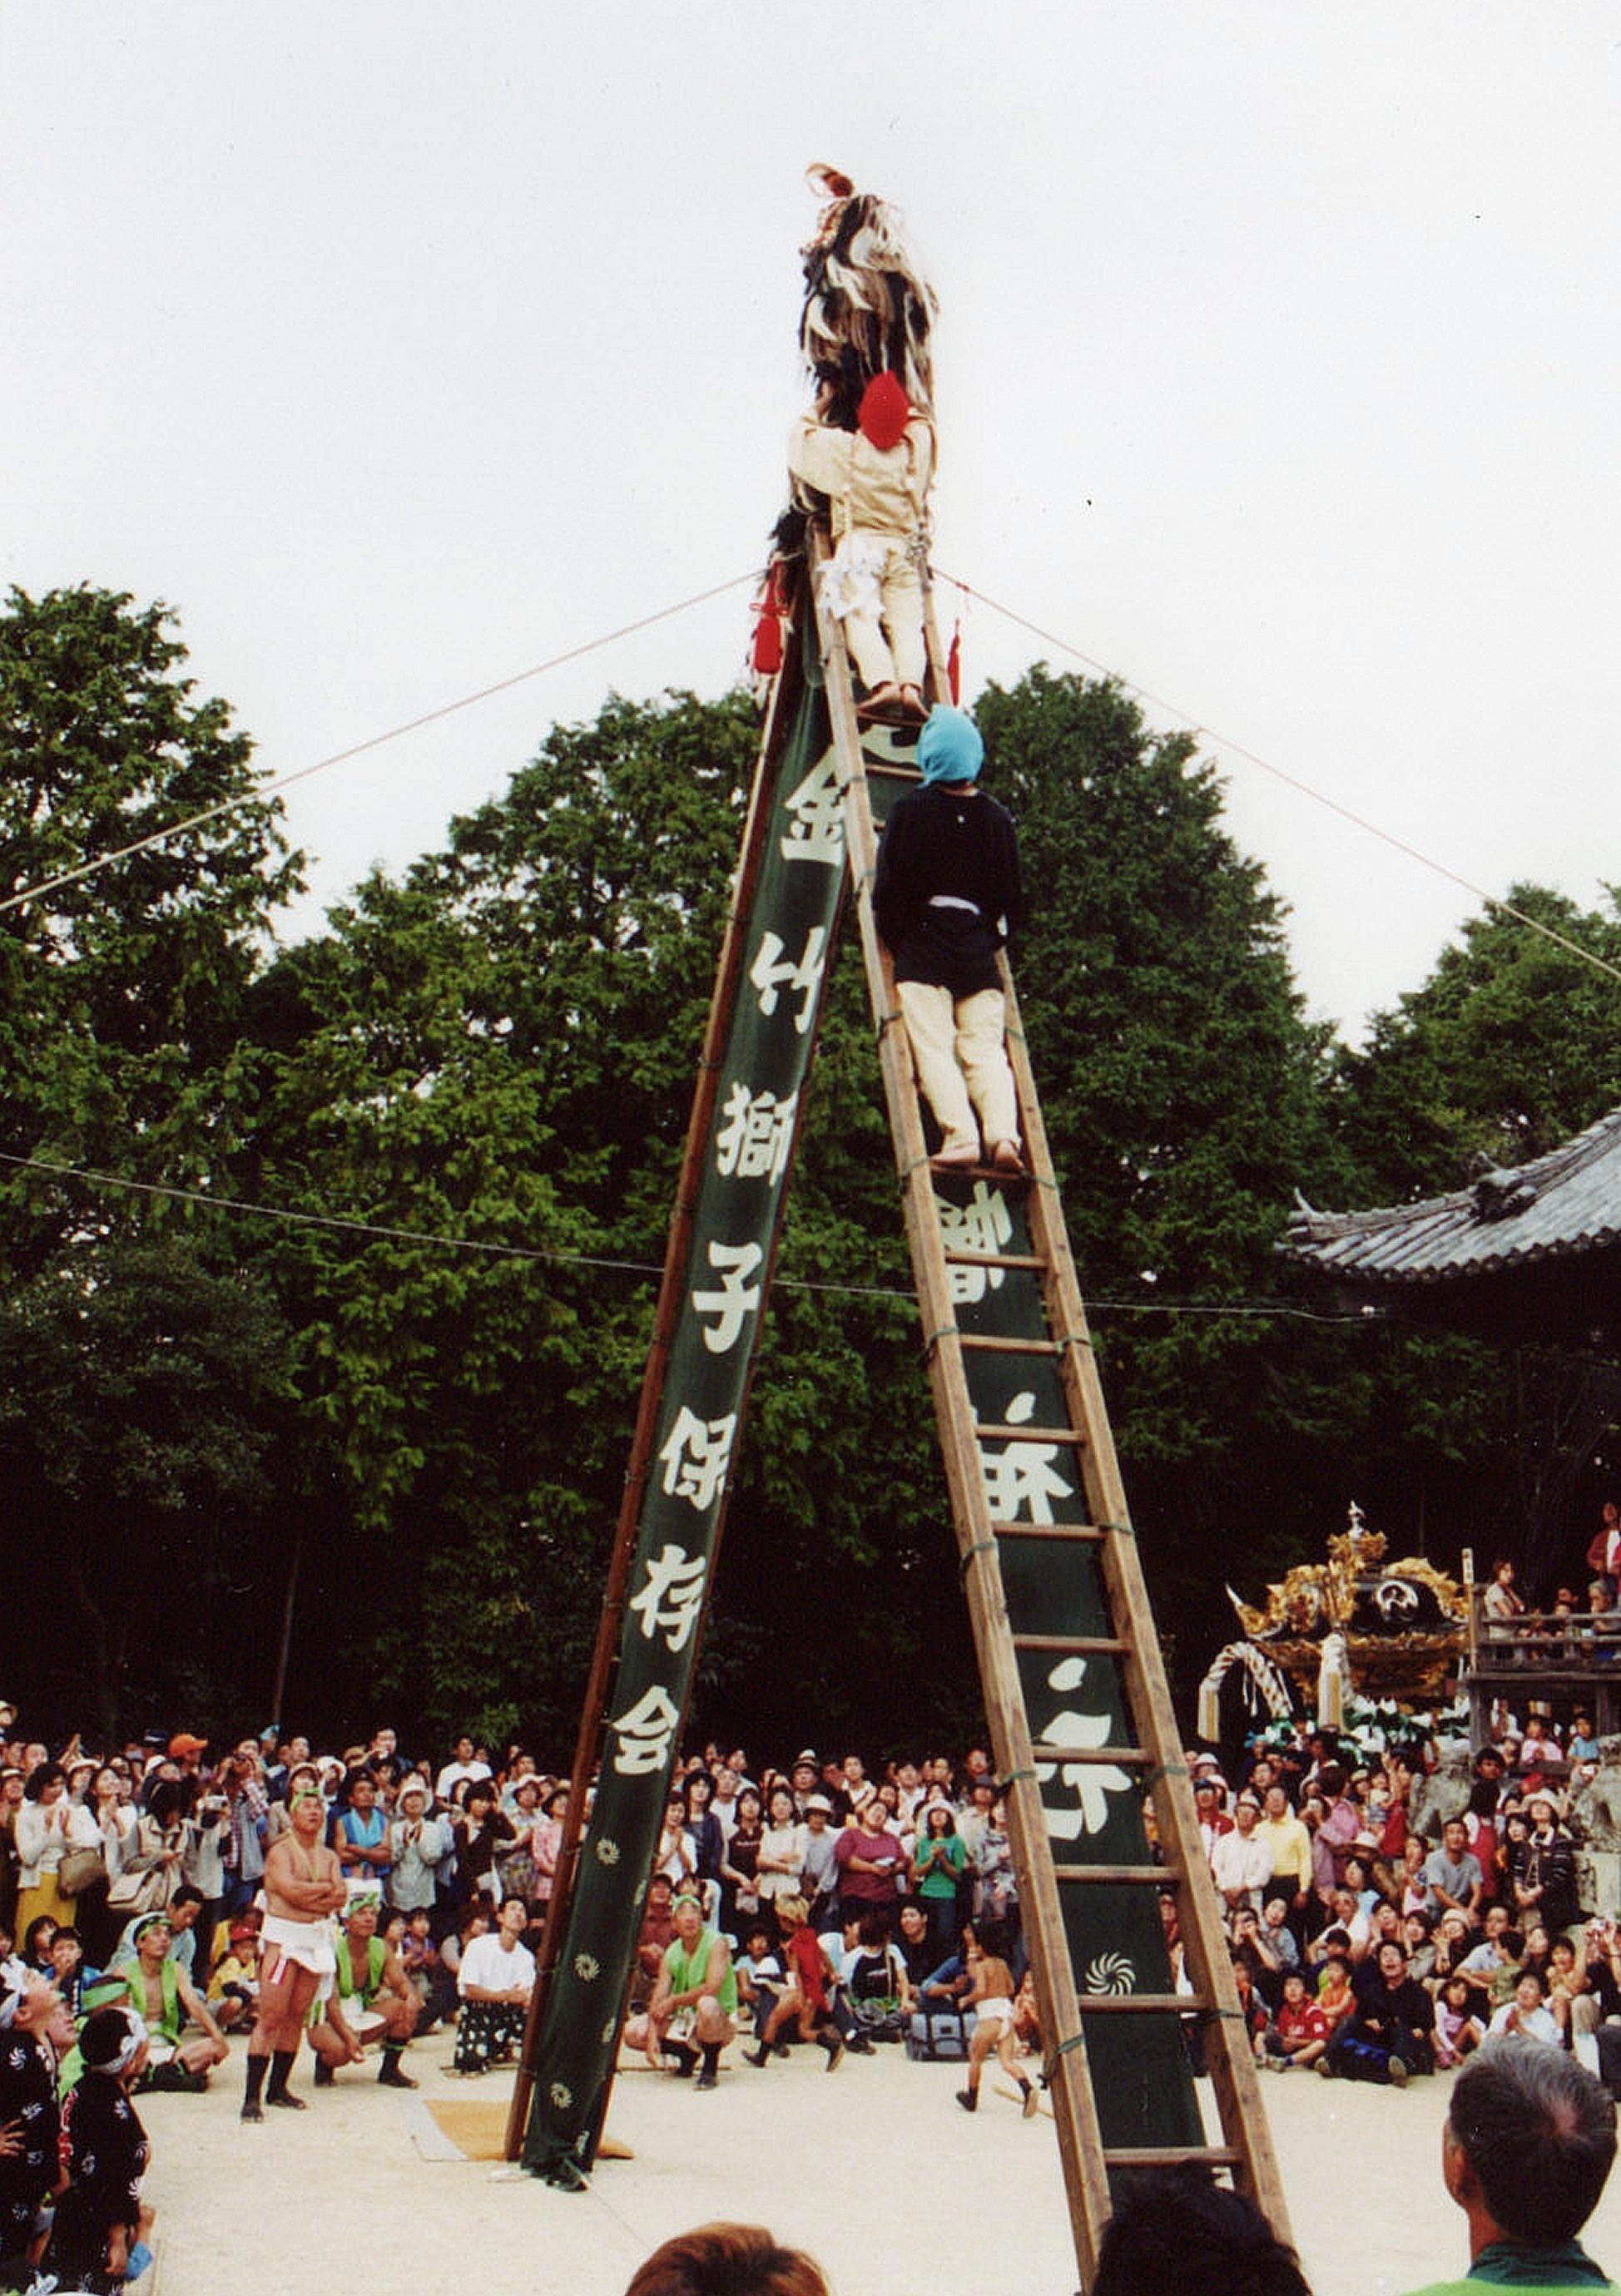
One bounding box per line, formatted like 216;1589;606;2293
844;543;926;690
896;982;1019;1157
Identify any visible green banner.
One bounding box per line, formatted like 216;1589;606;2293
521;635;850;2184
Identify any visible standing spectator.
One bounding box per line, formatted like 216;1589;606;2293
756;1787;808;1930
1423;1817;1486;1923
388;1777;449;1917
435;1736;492;1803
833;1801;903;1928
910;1804;969;1962
14;1762;99;1940
1211;1794;1273;1919
1515;1796;1579;1936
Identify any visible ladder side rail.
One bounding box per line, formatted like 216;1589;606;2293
808;534;1115;2279
1000;967;1293;2239
505;627;810;2160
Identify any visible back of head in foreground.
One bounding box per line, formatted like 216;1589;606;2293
625;2224;830;2296
1445;2036;1617;2252
1091;2169;1311;2296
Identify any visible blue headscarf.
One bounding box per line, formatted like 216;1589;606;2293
917;705;984;786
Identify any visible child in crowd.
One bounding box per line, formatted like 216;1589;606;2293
955;1926;1037;2117
1432;1973;1485;2067
735;1924;786;2044
208;1919;261;2013
1265;1971;1330;2071
747;1898;844;2070
1315;1952;1356;2046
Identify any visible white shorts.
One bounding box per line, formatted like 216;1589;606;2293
260;1914;338;2003
975;1996;1015;2030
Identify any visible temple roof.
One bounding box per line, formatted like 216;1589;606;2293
1283;1104;1621;1287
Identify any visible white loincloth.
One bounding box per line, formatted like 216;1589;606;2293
260;1913;338;2002
974;1995;1015;2029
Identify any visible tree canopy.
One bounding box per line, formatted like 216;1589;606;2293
3;590;1619;1752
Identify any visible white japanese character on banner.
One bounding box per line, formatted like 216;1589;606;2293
608;1684;682;1776
778;744;845;865
937;1181;1012;1304
627;1541;709;1653
714;1081;799;1184
979;1389;1074;1523
749;927;827;1036
1034;1657;1133;1838
692;1240;764;1354
659;1405;737;1512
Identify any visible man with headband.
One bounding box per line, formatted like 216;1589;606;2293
242;1764;346;2120
306;1888;420;2090
873;705;1026;1175
47;2003;156;2289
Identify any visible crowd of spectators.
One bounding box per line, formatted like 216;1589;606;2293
7;1685;1621;2279
1187;1701;1618;2091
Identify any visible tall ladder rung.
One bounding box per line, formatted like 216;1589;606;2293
1036;1743;1152;1767
1013;1632;1128;1656
1052;1863;1173;1886
975;1420;1086;1446
1073;1992;1211;2015
992;1522;1111;1545
1104;2147;1243;2171
958;1334;1063;1356
940;1249;1045;1271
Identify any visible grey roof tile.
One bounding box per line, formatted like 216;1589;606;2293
1283;1104;1621;1284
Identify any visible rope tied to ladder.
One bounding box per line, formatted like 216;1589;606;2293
959;1538;998;1578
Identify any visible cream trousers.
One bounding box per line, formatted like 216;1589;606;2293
896;982;1019;1157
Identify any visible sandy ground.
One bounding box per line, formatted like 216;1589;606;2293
134;2027;1621;2296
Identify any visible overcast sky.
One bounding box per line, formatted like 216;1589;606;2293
4;2;1619;1042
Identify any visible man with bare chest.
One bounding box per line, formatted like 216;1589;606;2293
242;1768;348;2121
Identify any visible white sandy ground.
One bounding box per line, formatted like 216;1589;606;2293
133;2029;1621;2296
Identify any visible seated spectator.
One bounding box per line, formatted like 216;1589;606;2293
206;1917;261;2031
309;1893;420;2088
1264;1969;1329;2072
734;1924;786;2042
1432;1973;1486;2068
1323;1940;1433;2086
124;1911;228;2091
1514;1797;1579;1937
631;1893;737;2091
44;2003;155;2292
454;1893;535;2076
1489;1968;1564;2048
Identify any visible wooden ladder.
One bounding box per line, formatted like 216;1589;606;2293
806;532;1291;2284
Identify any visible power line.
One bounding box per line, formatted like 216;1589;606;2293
0;572;757;919
0;1151;1369;1324
937;568;1621;996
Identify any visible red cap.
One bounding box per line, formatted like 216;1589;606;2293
858;372;911;453
168;1734;207;1759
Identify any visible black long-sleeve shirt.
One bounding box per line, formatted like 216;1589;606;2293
873;784;1024;998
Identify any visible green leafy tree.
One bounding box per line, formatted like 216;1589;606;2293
974;670;1354;1655
0;1239;297;1744
0;585;302;1270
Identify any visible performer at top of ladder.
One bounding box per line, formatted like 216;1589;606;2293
873;707;1027;1178
789;166;939;728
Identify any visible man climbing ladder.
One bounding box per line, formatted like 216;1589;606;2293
873;704;1026;1176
